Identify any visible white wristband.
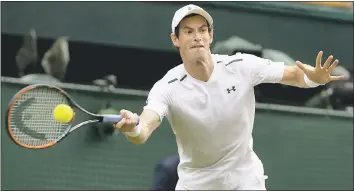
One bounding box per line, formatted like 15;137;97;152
124;123;142;137
304;75;322;87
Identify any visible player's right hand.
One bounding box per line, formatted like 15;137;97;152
113;109;139;133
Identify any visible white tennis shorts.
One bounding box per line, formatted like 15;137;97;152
175;175;268;190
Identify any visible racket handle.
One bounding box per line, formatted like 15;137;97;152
101;114;123;123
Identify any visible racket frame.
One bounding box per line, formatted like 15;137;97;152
6;84;115;149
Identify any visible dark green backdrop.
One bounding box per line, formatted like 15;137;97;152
2;1;353;70
1;81;353;190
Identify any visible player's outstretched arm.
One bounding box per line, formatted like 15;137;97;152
113;109;161;145
280;51;344;88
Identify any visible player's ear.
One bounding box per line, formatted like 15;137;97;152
170;33;180;48
209;28;214;44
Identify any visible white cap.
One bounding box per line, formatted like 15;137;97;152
171;4;213;33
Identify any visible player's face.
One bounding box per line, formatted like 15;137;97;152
171;15;213;61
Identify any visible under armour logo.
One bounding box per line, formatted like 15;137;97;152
226;86;236;94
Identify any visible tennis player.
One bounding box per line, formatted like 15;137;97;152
114;4;344;190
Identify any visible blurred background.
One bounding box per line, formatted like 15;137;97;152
1;1;353;190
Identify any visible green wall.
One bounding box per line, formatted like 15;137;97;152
1;81;353;190
2;1;353;69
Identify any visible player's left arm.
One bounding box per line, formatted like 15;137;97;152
280;51;345;88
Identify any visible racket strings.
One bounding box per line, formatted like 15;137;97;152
9;87;70;147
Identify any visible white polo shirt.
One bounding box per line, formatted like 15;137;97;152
144;53;285;189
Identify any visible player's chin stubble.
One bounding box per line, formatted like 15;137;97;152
193;50;209;63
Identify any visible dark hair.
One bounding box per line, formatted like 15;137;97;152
174;13;213;38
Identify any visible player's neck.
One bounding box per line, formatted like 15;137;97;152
183;54;214;82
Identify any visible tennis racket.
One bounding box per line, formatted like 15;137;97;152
6;84;124;149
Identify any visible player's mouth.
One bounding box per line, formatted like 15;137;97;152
191;45;204;49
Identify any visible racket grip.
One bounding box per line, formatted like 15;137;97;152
101;114;123;123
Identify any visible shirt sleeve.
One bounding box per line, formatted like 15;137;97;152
242;53;285;86
143;81;169;122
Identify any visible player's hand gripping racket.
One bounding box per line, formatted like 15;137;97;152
6;84;124;149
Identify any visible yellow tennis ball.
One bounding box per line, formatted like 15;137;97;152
53;104;74;123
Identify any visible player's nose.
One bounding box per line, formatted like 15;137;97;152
193;33;202;42
194;37;201;42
